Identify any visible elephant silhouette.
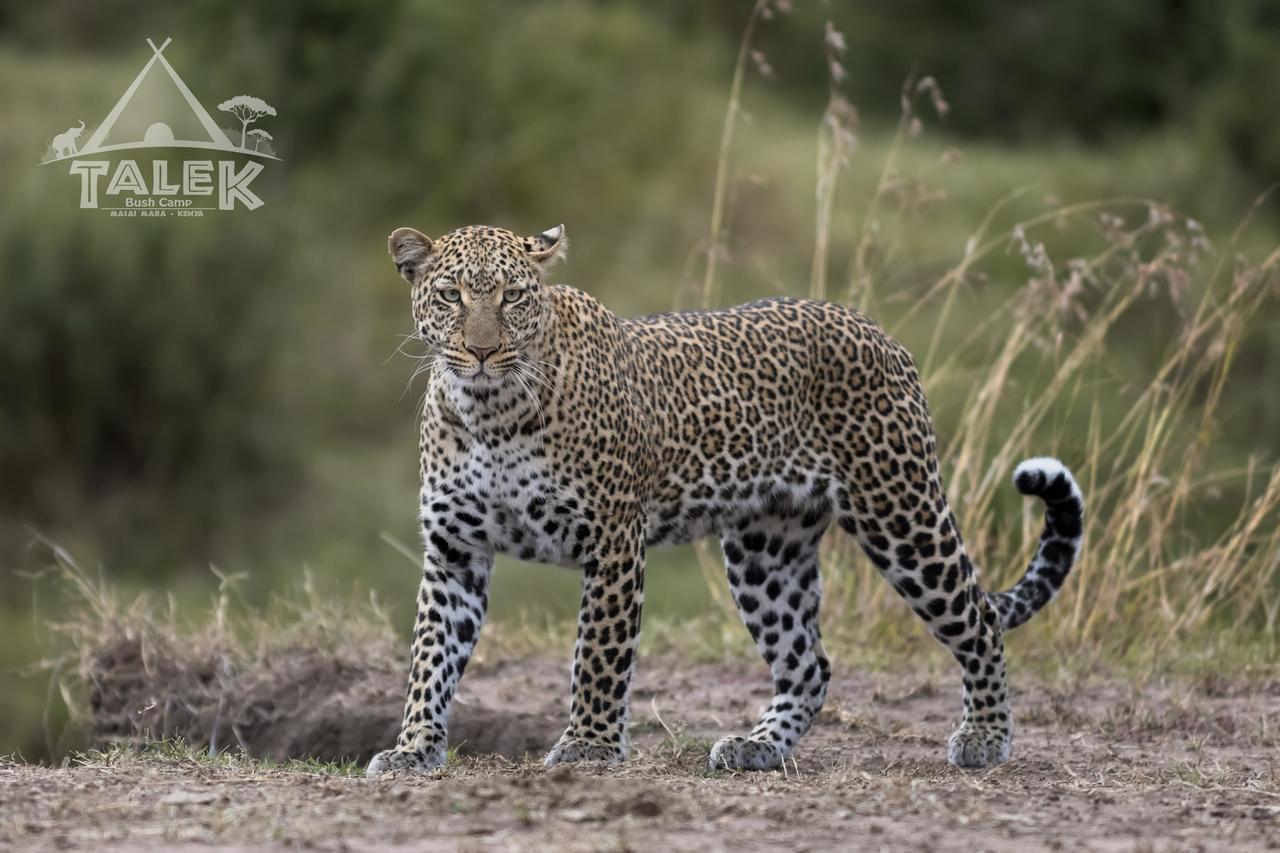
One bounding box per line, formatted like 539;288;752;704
51;121;85;158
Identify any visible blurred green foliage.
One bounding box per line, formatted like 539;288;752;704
0;1;1277;761
677;0;1280;182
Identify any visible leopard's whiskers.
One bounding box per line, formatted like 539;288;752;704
518;356;563;404
385;330;430;365
525;356;566;381
518;365;558;400
401;352;441;402
412;355;447;416
509;365;547;433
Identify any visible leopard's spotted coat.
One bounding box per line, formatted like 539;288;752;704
366;224;1085;775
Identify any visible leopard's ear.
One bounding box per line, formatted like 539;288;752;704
388;227;435;284
523;224;567;269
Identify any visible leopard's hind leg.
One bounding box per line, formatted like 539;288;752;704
709;502;832;771
834;480;1012;768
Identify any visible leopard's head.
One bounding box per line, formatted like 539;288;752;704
389;223;566;382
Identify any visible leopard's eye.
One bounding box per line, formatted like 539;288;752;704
502;289;525;305
439;288;461;304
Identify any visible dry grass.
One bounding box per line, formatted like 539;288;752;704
694;9;1280;667
32;542;406;762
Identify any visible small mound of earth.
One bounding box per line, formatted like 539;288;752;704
87;635;559;763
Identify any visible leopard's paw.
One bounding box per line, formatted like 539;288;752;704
542;735;625;767
708;735;785;771
365;745;445;777
946;725;1011;769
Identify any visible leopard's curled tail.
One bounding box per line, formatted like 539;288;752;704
988;457;1085;630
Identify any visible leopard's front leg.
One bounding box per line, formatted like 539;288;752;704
367;510;493;776
544;517;645;766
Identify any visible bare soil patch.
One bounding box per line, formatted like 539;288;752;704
5;657;1279;851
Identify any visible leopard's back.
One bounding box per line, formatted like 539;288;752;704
616;297;926;546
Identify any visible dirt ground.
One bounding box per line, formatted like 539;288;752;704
2;656;1278;852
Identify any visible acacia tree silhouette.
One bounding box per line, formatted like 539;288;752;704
248;128;273;153
217;95;277;150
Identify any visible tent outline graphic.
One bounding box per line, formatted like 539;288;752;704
43;37;279;164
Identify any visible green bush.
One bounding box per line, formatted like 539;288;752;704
0;199;298;521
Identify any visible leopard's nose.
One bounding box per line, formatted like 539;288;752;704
467;345;497;363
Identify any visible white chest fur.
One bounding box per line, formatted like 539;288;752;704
430;429;581;568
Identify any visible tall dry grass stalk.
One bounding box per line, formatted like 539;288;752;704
696;17;1280;663
700;0;771;310
808;22;857;301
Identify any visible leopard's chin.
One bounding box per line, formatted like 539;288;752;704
468;369;509;385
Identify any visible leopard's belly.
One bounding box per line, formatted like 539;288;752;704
642;474;834;547
439;434;832;564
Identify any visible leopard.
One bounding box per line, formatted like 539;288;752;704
365;222;1085;776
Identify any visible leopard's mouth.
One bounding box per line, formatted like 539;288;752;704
445;361;509;384
468;355;523;382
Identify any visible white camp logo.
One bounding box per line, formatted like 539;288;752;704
42;38;279;217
